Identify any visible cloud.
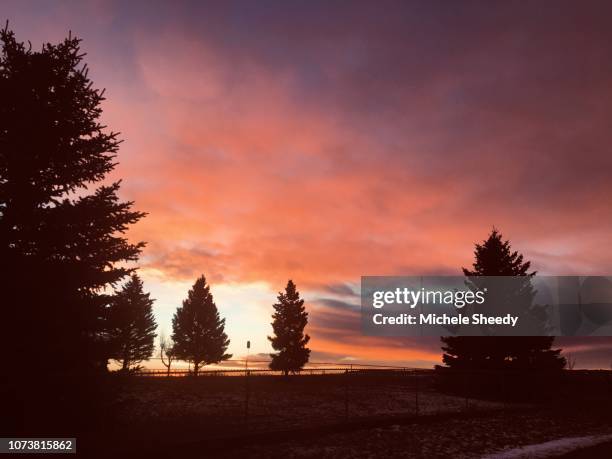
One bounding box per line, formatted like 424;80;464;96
318;283;359;298
110;5;612;289
308;298;442;365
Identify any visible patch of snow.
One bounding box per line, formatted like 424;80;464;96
482;434;612;459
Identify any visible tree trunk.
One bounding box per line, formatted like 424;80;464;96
193;361;200;376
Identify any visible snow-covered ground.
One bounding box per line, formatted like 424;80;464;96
108;376;612;457
230;406;612;458
482;434;612;459
114;377;508;434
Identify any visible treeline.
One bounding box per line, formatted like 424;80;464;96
112;229;568;376
111;274;311;376
0;26;310;380
1;28;315;433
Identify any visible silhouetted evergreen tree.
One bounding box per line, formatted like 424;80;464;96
171;276;231;375
441;229;565;370
0;26;145;434
463;227;542;335
0;27;145;375
269;280;311;375
108;275;157;372
462;228;535;278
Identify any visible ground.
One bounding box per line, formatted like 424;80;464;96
230;407;612;458
92;371;612;458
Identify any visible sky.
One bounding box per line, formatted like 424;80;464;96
4;0;612;369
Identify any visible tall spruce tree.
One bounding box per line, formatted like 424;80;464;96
441;229;565;370
268;280;311;375
0;27;145;376
171;275;231;375
108;275;157;372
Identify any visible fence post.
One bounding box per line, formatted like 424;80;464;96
414;370;419;416
464;371;469;411
500;371;505;408
344;369;349;421
245;370;250;426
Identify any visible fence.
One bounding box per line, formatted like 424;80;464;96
130;359;418;376
136;367;367;377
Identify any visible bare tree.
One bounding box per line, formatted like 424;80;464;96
565;353;577;370
159;332;175;377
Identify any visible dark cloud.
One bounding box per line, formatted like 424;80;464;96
310;298;442;363
318;283;359;298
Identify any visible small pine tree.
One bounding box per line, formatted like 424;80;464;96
171;275;231;375
441;229;565;370
268;280;311;375
108;275;157;372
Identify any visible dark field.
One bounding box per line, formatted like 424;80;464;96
84;370;612;458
